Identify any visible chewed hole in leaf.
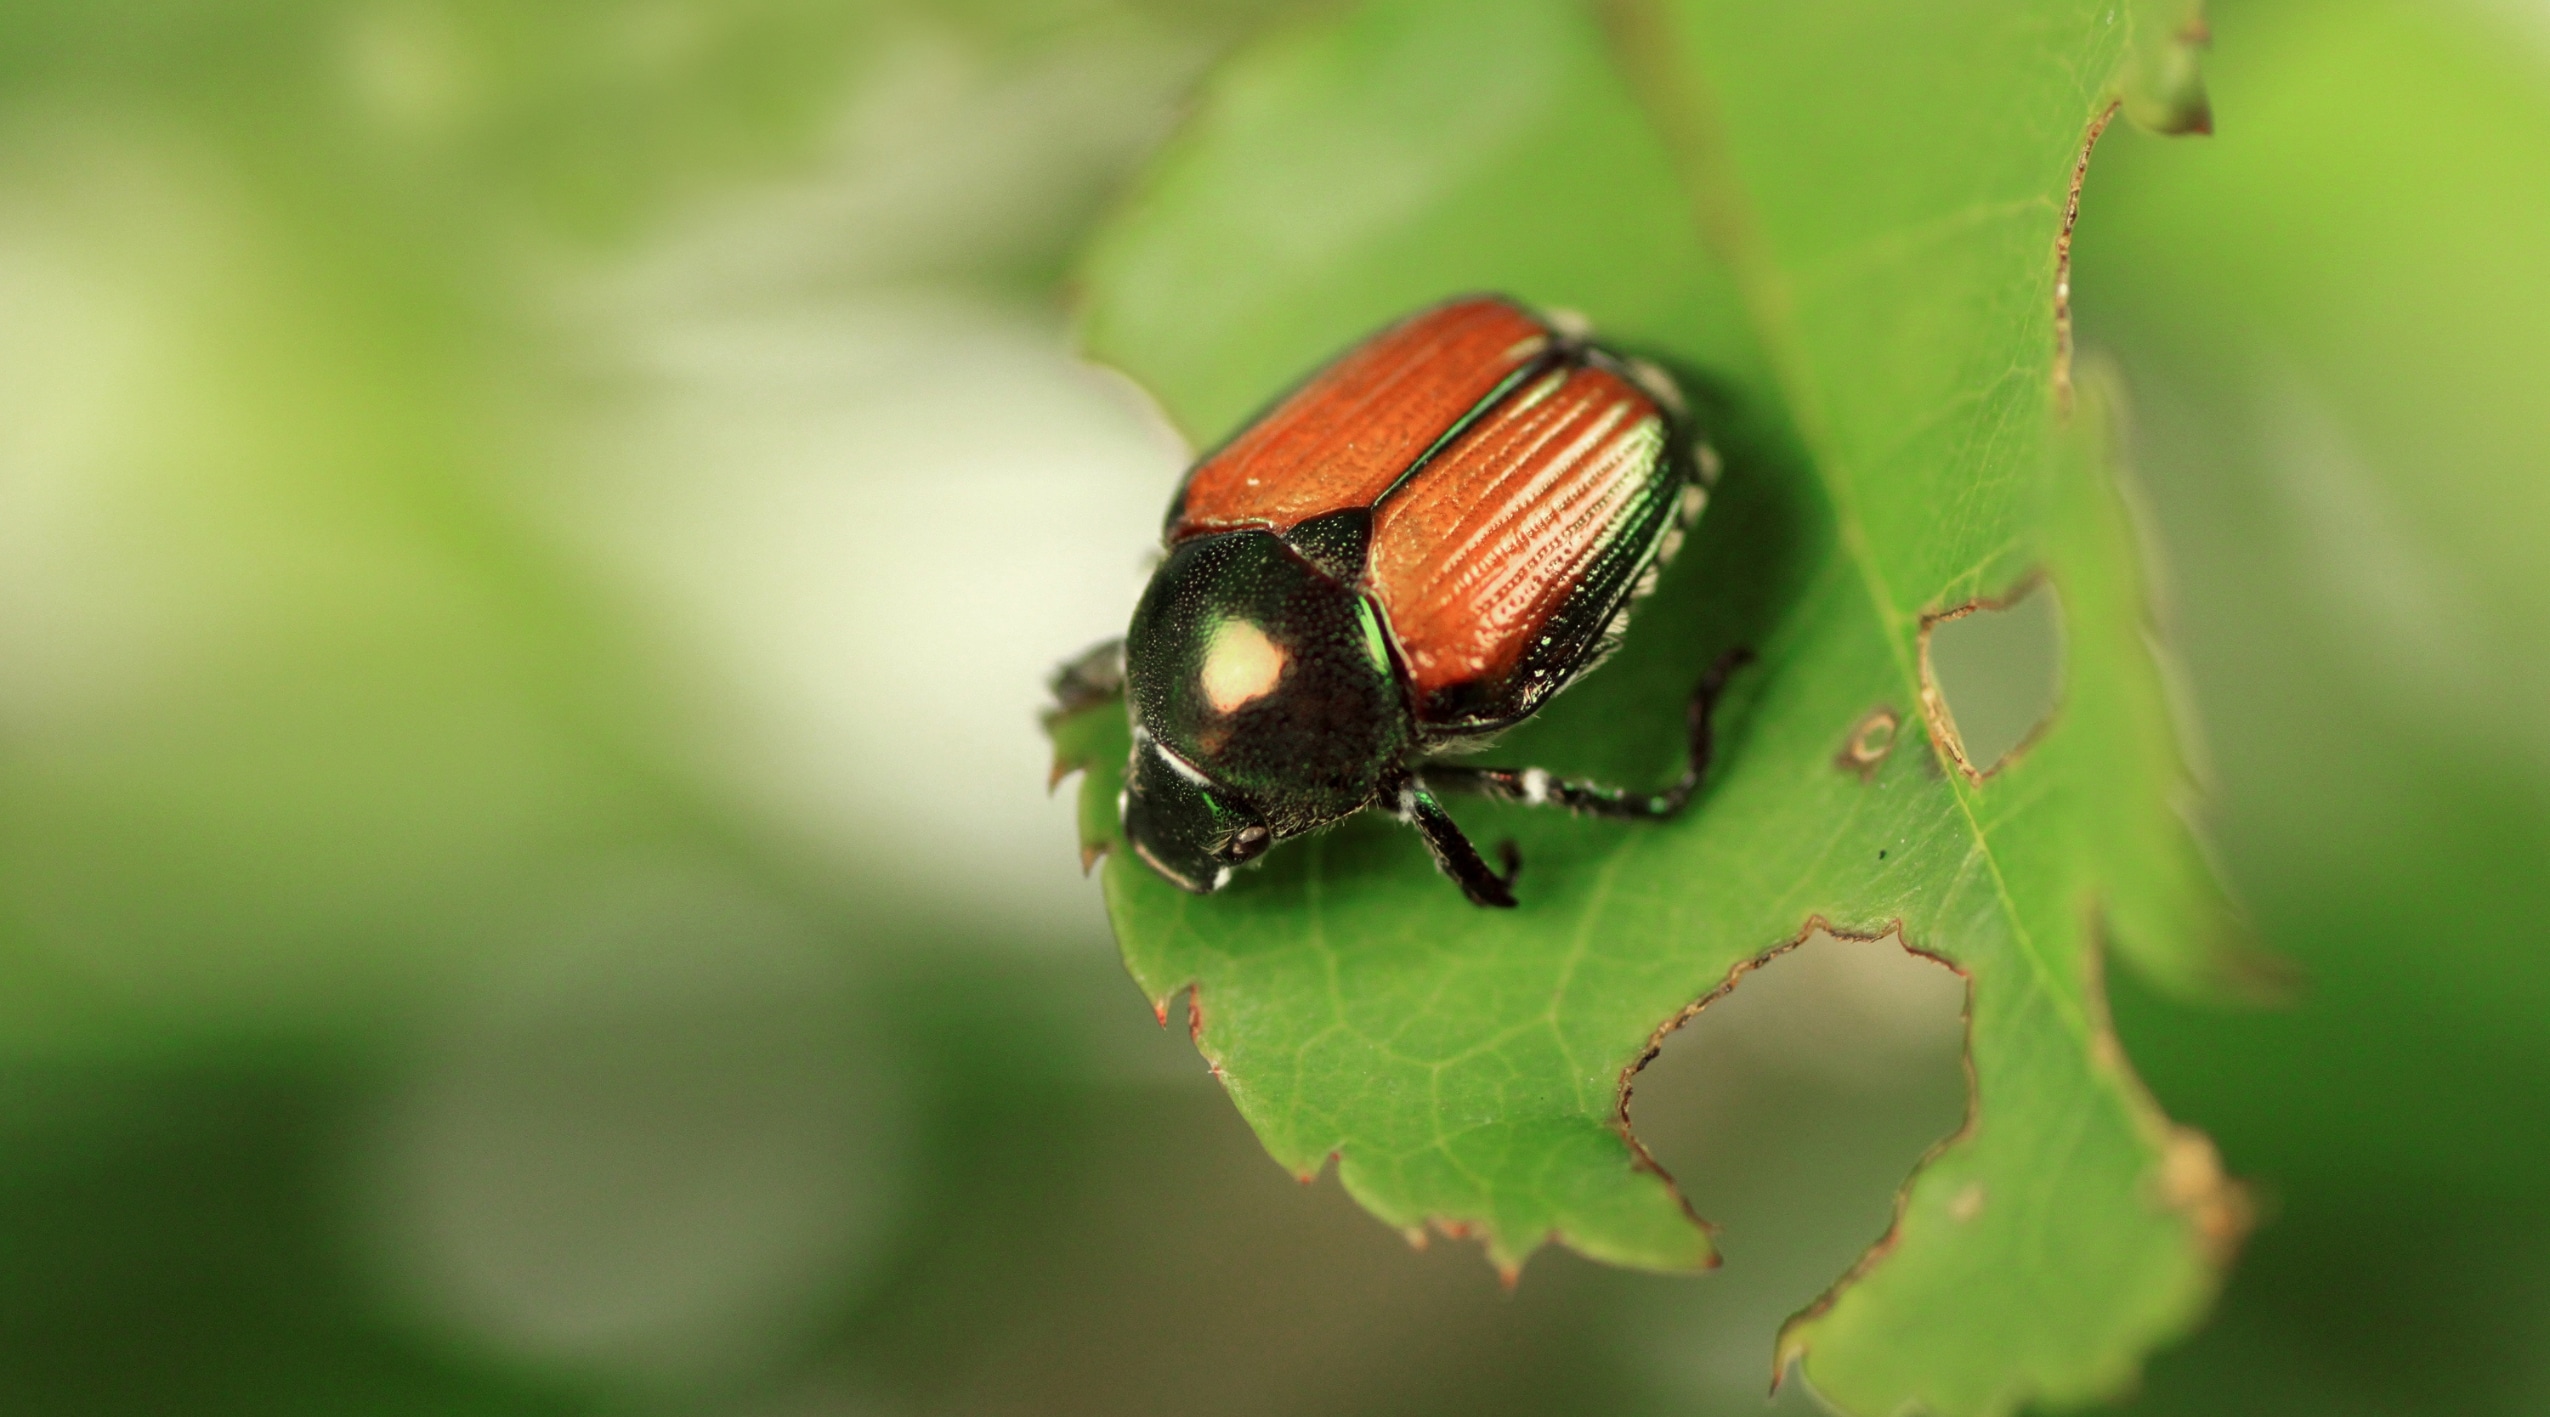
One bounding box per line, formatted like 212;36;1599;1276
1623;931;1966;1359
1923;583;2066;776
1835;707;1900;780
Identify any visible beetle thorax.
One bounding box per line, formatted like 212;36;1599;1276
1126;530;1411;836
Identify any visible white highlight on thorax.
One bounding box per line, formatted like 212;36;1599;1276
1200;619;1286;714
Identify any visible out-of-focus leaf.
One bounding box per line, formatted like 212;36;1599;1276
2082;0;2550;1163
2074;0;2550;1407
1054;0;2253;1409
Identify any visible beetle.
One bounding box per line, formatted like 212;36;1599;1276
1052;294;1747;908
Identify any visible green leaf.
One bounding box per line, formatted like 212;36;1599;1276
1053;0;2259;1409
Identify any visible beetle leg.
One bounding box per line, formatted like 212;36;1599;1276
1044;638;1126;722
1387;770;1520;909
1424;647;1754;821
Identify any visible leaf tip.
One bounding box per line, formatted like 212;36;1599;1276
1770;1316;1813;1396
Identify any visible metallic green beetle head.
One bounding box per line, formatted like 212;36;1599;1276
1121;728;1273;893
1121;529;1412;894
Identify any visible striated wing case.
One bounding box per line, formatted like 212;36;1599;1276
1167;297;1554;541
1365;359;1693;733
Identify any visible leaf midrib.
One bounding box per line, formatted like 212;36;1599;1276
1591;0;2107;1046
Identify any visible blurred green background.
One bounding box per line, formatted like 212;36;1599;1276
0;1;2543;1413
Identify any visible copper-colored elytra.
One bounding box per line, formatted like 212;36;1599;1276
1367;362;1666;701
1170;297;1550;539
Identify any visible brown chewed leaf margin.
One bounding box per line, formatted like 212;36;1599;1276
2055;103;2121;414
1609;916;1960;1276
1915;572;2065;784
1768;907;2250;1399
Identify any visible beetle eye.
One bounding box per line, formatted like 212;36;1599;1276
1227;824;1271;859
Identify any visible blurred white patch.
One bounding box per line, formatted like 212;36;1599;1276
0;119;254;729
608;23;1207;303
545;29;1205;941
564;290;1176;939
366;860;906;1391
